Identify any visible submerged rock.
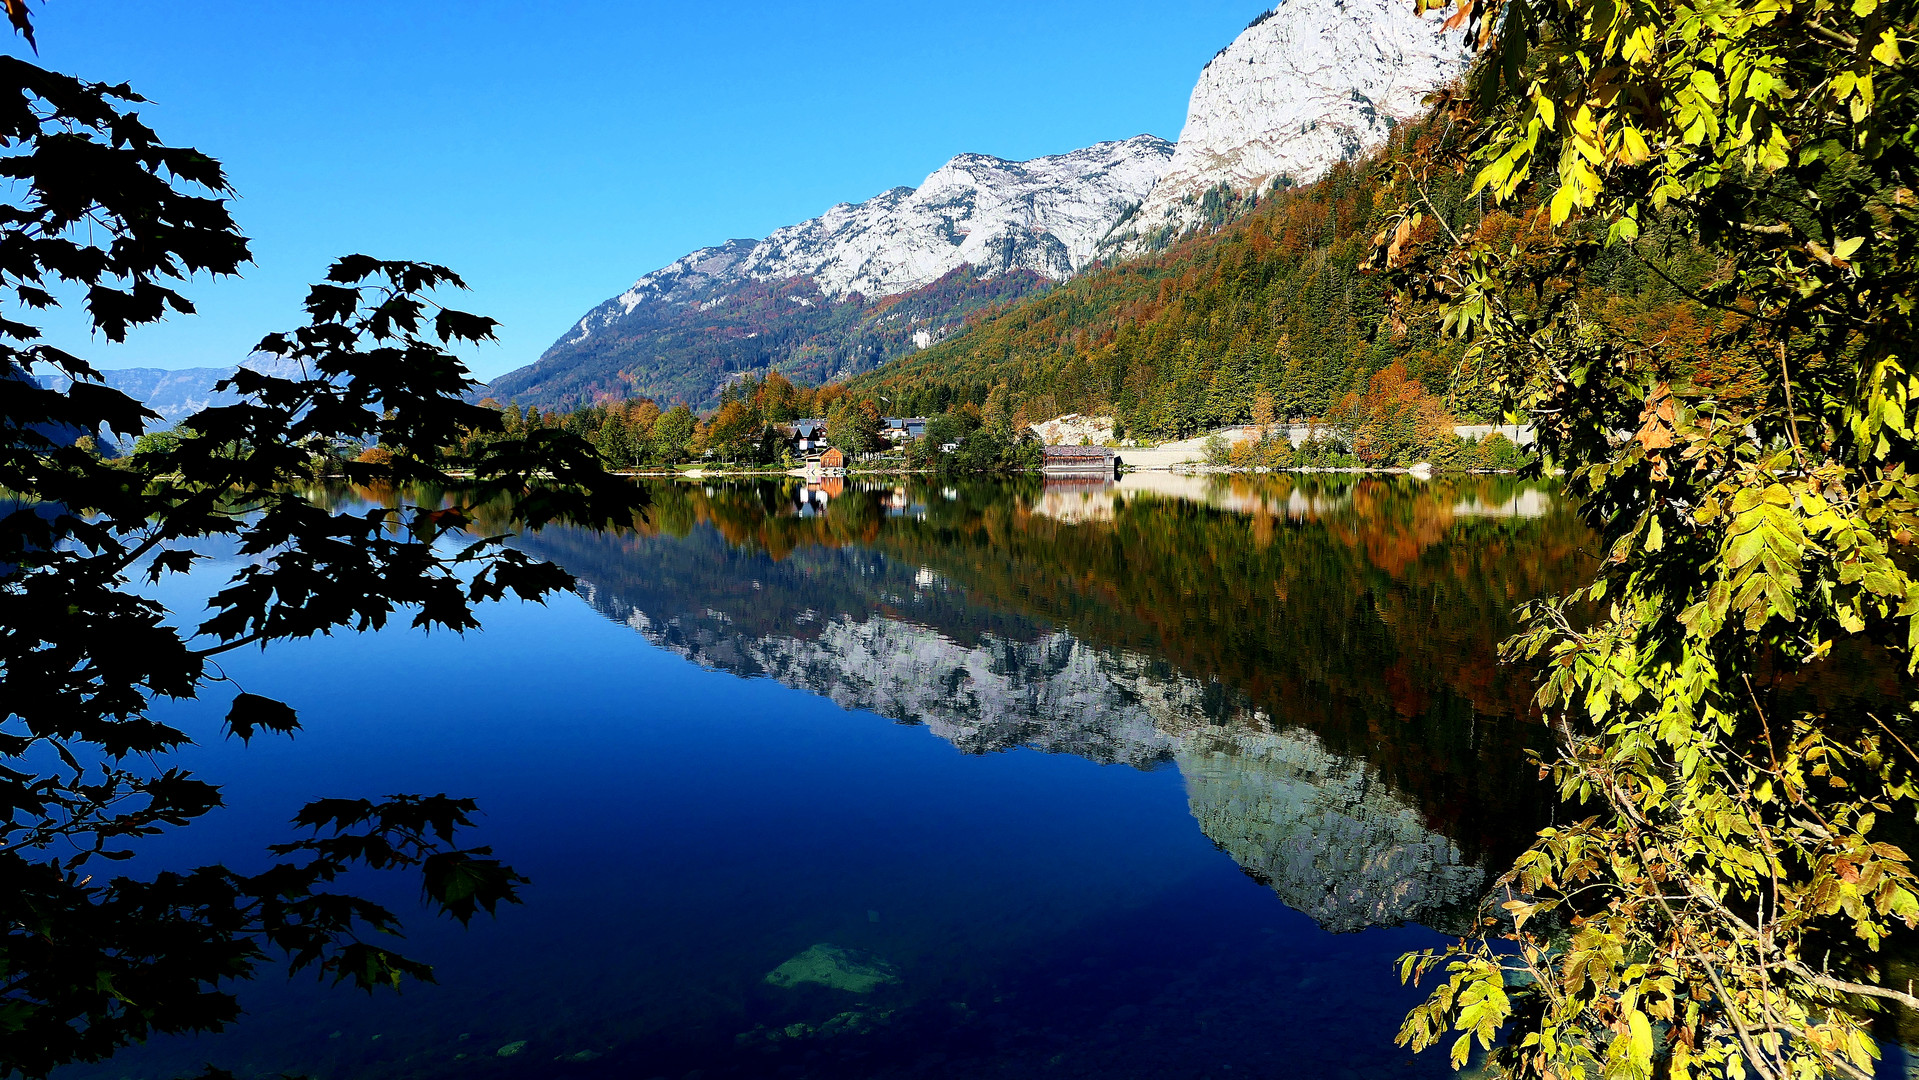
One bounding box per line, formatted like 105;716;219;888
740;1008;895;1047
817;1008;890;1037
496;1040;528;1058
765;943;901;993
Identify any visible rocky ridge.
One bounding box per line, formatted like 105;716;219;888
586;137;1173;319
32;355;307;450
488;139;1172;409
1106;0;1469;253
491;3;1469;409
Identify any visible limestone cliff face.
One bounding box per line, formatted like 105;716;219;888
1106;0;1469;253
583;581;1485;933
580;137;1173;315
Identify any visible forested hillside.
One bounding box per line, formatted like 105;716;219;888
848;118;1736;440
483;116;1751;470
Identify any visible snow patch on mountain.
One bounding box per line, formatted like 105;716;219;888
1107;0;1469;254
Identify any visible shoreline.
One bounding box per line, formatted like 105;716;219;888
583;464;1533;481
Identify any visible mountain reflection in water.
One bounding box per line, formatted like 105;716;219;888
56;473;1597;1080
509;473;1591;935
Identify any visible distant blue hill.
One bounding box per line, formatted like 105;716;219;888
35;356;303;428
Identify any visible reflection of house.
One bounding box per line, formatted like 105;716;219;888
793;478;846;513
795;483;832;516
884;486;925;519
1034;477;1118;524
1042;445;1117;475
820;447;846;477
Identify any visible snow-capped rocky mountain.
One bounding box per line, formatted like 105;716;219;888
489;138;1171;409
594;137;1173;316
1106;0;1469;253
490;0;1469;409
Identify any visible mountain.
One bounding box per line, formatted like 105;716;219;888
490;2;1472;412
1106;0;1469;253
848;94;1726;442
486;137;1174;410
624;139;1175;302
847;135;1420;435
34;356;306;441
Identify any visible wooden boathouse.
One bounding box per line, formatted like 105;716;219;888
1041;445;1117;476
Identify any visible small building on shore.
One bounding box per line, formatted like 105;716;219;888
1041;444;1117;475
881;417;928;445
820;447;847;477
779;419;830;458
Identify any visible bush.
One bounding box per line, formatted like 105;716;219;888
1227;434;1294;469
1472;432;1526;471
1294;437;1358;469
132;426;185;457
1425;435;1471;471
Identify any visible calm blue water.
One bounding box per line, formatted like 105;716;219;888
64;475;1585;1080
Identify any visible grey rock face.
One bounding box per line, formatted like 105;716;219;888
1107;0;1470;253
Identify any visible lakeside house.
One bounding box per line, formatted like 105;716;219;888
881;417;928;445
779;417;927;461
820;447;846;477
1042;445;1118;476
780;419;829;459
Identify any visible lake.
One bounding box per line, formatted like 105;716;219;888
64;473;1592;1080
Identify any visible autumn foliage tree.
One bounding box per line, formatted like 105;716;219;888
826;396;883;456
1336;362;1460;466
1376;0;1919;1073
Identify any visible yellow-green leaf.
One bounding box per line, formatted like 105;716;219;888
1873;30;1902;66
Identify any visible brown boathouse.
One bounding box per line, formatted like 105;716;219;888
1041;445;1117;476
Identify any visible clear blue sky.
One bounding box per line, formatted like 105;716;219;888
21;1;1264;381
